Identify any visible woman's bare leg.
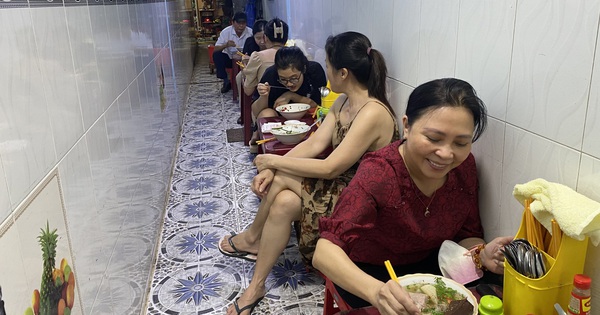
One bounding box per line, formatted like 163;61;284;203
220;171;301;255
226;188;302;315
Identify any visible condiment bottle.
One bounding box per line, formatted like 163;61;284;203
478;295;503;315
567;274;591;315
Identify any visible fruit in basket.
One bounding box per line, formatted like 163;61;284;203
26;222;77;315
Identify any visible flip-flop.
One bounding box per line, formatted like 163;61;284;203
218;233;258;262
233;296;264;315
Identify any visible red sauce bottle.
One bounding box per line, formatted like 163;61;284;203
567;274;591;315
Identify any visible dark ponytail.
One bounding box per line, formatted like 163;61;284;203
325;31;395;117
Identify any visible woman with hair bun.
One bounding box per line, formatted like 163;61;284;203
221;31;400;315
242;17;289;96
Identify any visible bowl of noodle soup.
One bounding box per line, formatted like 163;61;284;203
397;274;478;315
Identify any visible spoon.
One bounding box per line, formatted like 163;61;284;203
319;86;331;97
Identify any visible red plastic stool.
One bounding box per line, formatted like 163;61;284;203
208;45;215;74
322;274;352;315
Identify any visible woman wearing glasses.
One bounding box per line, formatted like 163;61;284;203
221;32;400;315
251;46;326;120
247;45;326;152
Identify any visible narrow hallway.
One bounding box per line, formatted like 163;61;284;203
145;46;326;315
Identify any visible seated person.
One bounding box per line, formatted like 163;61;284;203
212;12;252;93
235;19;268;124
313;78;513;314
248;46;326;150
242;18;289;96
242;19;267;56
220;32;400;315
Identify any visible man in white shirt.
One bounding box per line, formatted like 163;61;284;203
213;12;253;93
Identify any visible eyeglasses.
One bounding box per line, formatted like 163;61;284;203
278;74;302;86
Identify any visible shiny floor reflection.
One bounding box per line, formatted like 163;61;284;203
146;48;325;315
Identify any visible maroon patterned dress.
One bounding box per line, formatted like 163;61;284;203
319;140;483;266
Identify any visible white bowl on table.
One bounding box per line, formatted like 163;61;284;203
276;103;310;120
397;273;478;315
270;124;311;145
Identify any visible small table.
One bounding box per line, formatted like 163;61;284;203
257;116;316;155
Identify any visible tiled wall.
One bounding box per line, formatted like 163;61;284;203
264;0;600;309
0;0;195;313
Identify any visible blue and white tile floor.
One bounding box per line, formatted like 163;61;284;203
146;47;326;315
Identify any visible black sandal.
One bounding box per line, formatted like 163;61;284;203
233;296;264;315
218;233;257;262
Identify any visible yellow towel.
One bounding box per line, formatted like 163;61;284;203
513;178;600;246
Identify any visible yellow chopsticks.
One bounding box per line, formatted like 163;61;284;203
236;61;245;69
256;138;276;145
236;51;245;57
384;260;398;281
548;219;562;258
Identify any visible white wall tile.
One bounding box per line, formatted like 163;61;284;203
0;162;10;223
577;155;600;297
57;136;101;314
66;6;104;130
578;154;600;203
369;0;394;59
500;125;582;234
390;0;421;86
506;0;600;149
455;0;516;121
0;9;57;209
472;118;506;239
89;5;114;111
31;7;85;160
331;0;361;35
387;78;412;122
583;29;600;159
417;0;460;84
320;0;333;43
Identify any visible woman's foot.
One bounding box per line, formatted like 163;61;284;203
226;285;266;315
219;232;260;258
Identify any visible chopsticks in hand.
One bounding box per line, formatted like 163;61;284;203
384;260;398;281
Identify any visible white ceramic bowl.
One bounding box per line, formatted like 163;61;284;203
270;124;311;144
276;103;311;120
397;273;478;315
284;120;306;126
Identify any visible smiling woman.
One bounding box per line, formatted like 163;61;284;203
313;78;514;314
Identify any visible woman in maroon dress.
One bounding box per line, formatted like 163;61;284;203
313;78;513;314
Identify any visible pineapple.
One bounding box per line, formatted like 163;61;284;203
38;222;61;315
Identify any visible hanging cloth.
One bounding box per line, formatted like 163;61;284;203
245;0;256;28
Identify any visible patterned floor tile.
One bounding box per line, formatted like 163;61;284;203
146;49;325;314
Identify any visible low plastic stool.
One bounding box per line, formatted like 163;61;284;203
322;275;352;315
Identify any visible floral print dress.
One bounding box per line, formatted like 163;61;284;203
298;98;400;264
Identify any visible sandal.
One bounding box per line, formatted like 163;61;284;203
233;296;264;315
218;233;258;262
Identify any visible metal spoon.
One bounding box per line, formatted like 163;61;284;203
319;86;331;97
